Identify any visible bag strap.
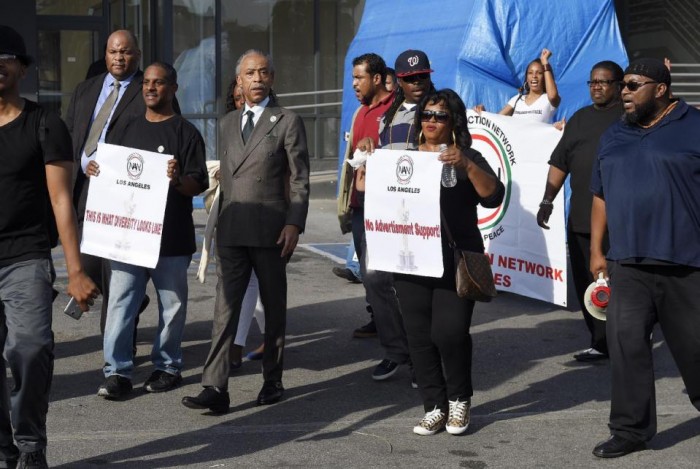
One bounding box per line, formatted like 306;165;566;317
439;210;457;249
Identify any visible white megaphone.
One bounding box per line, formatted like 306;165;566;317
583;272;610;321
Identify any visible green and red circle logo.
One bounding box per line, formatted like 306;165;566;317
470;129;512;231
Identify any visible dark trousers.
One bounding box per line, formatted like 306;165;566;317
607;262;700;442
568;230;608;353
353;207;410;364
201;245;287;388
0;259;55;453
395;278;475;413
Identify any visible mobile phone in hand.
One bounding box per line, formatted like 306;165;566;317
63;297;83;320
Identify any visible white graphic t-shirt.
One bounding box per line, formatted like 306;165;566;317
508;93;557;123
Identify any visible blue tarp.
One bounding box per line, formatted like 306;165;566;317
338;0;628;177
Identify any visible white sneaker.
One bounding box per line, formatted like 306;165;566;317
446;399;470;435
413;407;446;436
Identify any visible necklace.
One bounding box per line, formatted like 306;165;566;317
639;101;678;129
388;100;413;149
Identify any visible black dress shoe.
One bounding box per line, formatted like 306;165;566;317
257;381;284;405
182;387;230;414
593;435;645;458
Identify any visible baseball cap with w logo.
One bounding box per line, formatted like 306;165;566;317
394;49;433;78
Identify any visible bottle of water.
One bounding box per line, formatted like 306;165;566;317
440;143;457;188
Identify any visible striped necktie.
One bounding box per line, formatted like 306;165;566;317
84;80;121;157
242;110;255;144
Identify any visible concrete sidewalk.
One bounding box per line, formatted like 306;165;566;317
45;199;699;468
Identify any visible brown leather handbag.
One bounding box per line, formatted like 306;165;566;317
442;212;497;302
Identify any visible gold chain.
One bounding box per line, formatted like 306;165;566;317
639;101;678;129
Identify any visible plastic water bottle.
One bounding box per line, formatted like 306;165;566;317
440;143;457;187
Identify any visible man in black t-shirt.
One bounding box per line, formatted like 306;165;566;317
87;62;207;399
536;61;624;362
0;26;98;468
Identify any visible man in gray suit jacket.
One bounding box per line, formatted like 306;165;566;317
183;50;310;413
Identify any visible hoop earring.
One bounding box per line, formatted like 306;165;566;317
418;130;424;144
451;131;457;148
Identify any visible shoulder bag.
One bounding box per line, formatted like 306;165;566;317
441;211;497;302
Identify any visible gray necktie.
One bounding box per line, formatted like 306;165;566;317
84;80;121;157
242;110;255;144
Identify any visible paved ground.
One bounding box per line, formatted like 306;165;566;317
43;199;699;468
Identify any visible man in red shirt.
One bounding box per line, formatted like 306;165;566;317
338;53;412;384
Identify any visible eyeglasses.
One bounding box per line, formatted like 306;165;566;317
587;79;617;87
621;81;657;91
420;110;450;123
402;73;430;84
0;54;18;63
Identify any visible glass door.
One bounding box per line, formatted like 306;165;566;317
36;27;102;117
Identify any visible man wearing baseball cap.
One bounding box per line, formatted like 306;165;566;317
0;25;98;468
378;49;435;149
351;49;436;387
589;57;700;458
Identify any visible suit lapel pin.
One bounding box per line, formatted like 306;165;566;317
270;115;277;123
158;145;165;153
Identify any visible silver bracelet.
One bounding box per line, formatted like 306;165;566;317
539;199;553;206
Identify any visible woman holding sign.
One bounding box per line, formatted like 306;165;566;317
396;89;504;435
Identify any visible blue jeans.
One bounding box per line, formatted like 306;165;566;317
0;258;55;452
103;255;191;378
345;238;361;280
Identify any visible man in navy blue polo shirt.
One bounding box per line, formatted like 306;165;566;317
589;58;700;458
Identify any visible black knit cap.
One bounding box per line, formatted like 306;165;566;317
0;25;33;65
624;58;671;85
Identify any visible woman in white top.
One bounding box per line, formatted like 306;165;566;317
476;48;561;125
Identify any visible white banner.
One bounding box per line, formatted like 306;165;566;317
467;111;567;306
365;149;444;277
81;143;171;268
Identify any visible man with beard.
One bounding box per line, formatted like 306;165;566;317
337;53;413;381
589;58;700;458
536;61;624;362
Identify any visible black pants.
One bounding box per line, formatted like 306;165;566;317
395;277;475;413
568;230;608;353
607;262;700;442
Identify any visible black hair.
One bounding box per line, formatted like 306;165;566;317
386;67;396;79
225;79;237;113
383;80;437;131
591;60;624;82
147;61;177;85
414;88;472;150
352;53;387;84
520;58;546;94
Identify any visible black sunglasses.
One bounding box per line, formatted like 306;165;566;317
402;73;431;83
621;80;657;91
420;110;450;123
587;79;618;87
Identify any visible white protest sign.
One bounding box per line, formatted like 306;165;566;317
467;110;567;306
81;143;171;268
364;149;444;277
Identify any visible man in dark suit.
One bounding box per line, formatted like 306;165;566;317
64;30;149;334
183;50;310;413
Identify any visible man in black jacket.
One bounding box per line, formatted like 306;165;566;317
64;29;150;335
